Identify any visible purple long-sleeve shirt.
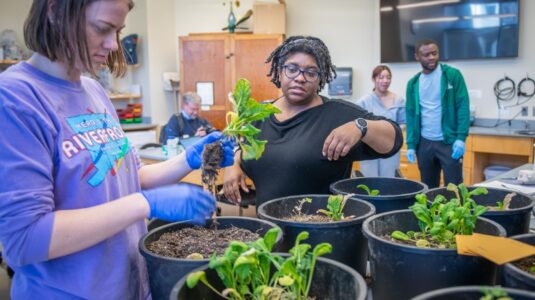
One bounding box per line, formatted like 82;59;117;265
0;62;150;299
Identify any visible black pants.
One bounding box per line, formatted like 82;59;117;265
417;138;463;189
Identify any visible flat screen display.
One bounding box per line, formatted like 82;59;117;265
380;0;519;62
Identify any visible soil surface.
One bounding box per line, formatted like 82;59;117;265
202;142;223;195
147;226;260;259
285;214;346;223
513;255;535;275
383;234;456;249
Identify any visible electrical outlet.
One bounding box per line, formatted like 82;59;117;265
522;106;529;116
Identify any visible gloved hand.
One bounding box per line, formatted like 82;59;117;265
406;149;416;164
451;140;465;160
141;183;216;224
186;131;236;169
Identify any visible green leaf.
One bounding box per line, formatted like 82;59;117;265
296;231;309;243
186;271;206;288
278;275;295;286
469;187;488;197
313;243;333;257
263;227;281;251
416;239;430;247
391;230;410;241
415;193;428;205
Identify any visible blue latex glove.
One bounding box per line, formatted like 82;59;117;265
406;149;416;164
141;183;216;224
451;140;465;160
186;131;236;169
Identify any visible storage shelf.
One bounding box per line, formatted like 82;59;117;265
109;93;142;100
0;59;20;70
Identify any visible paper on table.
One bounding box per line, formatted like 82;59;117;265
457;233;535;265
474;180;535;195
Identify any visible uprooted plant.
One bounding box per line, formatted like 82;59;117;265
486;192;516;211
187;228;332;300
356;184;380;196
391;183;488;248
201;78;280;195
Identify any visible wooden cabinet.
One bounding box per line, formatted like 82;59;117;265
179;33;284;130
464;135;534;185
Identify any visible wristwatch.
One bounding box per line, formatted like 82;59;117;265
355;118;368;138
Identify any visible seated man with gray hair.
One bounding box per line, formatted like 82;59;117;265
159;92;215;143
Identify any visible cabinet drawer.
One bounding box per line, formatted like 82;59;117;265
399;162;420;180
471;135;533;155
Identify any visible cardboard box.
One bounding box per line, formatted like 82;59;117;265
253;2;286;34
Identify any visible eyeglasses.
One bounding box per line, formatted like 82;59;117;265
281;64;320;82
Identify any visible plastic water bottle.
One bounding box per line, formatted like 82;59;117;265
166;135;179;158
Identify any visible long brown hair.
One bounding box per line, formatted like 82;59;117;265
23;0;134;77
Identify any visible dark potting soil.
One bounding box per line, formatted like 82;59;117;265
147;226;260;259
201;142;223;195
513;255;535;275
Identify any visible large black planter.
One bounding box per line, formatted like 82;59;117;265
501;233;535;291
257;194;375;276
411;286;535;300
363;210;506;300
139;217;281;300
330;177;428;214
170;254;367;300
425;186;535;236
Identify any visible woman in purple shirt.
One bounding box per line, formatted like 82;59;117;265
0;1;234;298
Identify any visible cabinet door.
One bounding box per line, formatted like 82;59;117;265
232;34;284;102
179;35;231;130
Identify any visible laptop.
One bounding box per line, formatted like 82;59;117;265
179;136;202;149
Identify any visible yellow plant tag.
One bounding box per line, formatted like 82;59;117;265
456;233;535;265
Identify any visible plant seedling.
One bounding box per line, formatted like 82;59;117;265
201;78;280;208
223;78;281;160
292;197;312;217
357;184;380;196
186;227;332;300
391;183;488;248
486;192;515;211
317;194;354;221
479;286;512;300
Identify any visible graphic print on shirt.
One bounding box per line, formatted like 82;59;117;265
62;112;131;187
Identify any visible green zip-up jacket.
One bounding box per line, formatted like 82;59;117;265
405;63;470;150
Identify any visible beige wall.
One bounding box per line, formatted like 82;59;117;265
2;0;534;125
173;0;535;123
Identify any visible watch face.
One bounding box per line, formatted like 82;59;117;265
357;118;367;127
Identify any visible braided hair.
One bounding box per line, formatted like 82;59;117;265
266;36;337;93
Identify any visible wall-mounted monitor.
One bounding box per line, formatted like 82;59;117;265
380;0;519;63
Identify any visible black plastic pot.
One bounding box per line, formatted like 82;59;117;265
257;194;375;276
139;217;281;300
170;254;367;300
363;210;506;300
411;285;535;300
425;186;535;236
330;177;428;214
501;233;535;291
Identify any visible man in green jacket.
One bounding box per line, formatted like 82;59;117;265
405;39;470;188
